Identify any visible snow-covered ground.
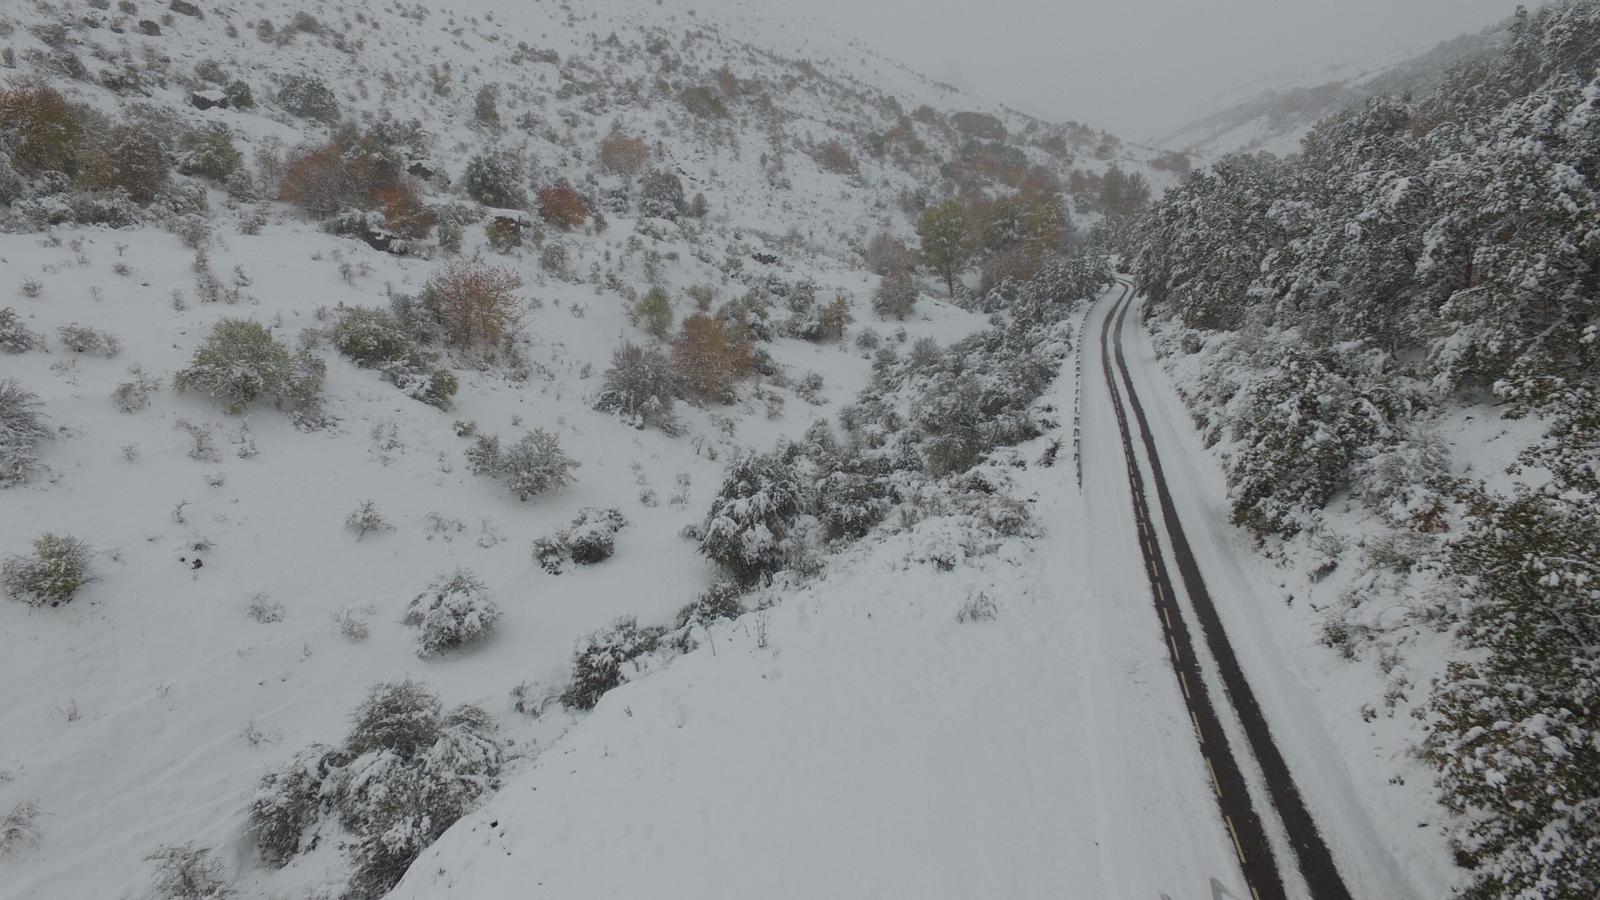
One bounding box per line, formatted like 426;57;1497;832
0;0;1488;896
389;285;1253;899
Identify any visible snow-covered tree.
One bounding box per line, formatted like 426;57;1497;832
594;343;682;434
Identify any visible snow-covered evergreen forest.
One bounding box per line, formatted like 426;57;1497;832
1;0;1596;897
1134;3;1600;894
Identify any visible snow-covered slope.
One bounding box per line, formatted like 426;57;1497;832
0;0;1173;898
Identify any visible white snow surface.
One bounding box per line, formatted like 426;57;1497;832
0;0;1456;897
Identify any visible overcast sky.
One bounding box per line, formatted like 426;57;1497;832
803;0;1529;140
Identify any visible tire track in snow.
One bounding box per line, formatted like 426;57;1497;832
1097;280;1283;900
1105;281;1354;900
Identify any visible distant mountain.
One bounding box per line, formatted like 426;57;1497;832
1159;22;1511;161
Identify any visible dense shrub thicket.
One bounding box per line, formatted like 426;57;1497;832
696;252;1110;586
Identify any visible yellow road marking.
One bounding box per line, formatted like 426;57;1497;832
1225;815;1248;864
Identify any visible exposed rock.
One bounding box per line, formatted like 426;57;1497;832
169;0;201;17
190;89;228;110
138;19;161;35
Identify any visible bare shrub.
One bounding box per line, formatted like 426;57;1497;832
56;323;121;356
0;380;50;487
144;843;232;900
112;366;161;412
422;262;523;349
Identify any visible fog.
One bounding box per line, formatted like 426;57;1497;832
802;0;1528;140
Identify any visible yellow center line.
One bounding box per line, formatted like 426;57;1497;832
1226;815;1249;864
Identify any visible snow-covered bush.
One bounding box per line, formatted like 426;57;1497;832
332;307;457;410
534;508;629;573
250;681;501;897
594;343;681;434
631;286;674;339
638;168;686;220
248;744;336;868
872;269;918;320
75;121;170;206
0;308;40;353
1;800;41;856
276;74;339;122
144;844;231;900
468;429;578;501
955;592;998;623
561;616;665;710
404;570;501;657
342;701;500;898
3;533;91;607
0;380;50;487
674;582;744;628
112;367;160;413
1226;354;1403;539
462;151;526;209
345;679;443;759
1352;432;1452;530
176;127;241;182
815;463;893;540
56;323;120;356
1426;488;1600;897
345;500;390;539
864;230;912;276
174;320;323;416
700;452;804;586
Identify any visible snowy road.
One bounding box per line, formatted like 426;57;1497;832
1094;279;1421;900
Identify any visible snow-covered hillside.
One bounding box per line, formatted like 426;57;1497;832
0;0;1166;898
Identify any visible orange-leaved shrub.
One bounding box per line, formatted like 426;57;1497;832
536;183;588;231
597;131;648;175
672;313;753;404
278;128;406;219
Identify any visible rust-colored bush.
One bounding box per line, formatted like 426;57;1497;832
672;313;753;404
278;143;352;217
815;141;856;175
374;184;437;240
597;131;648;175
278;129;404;218
536;183;588;231
424;262;523;349
0;86;84;175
